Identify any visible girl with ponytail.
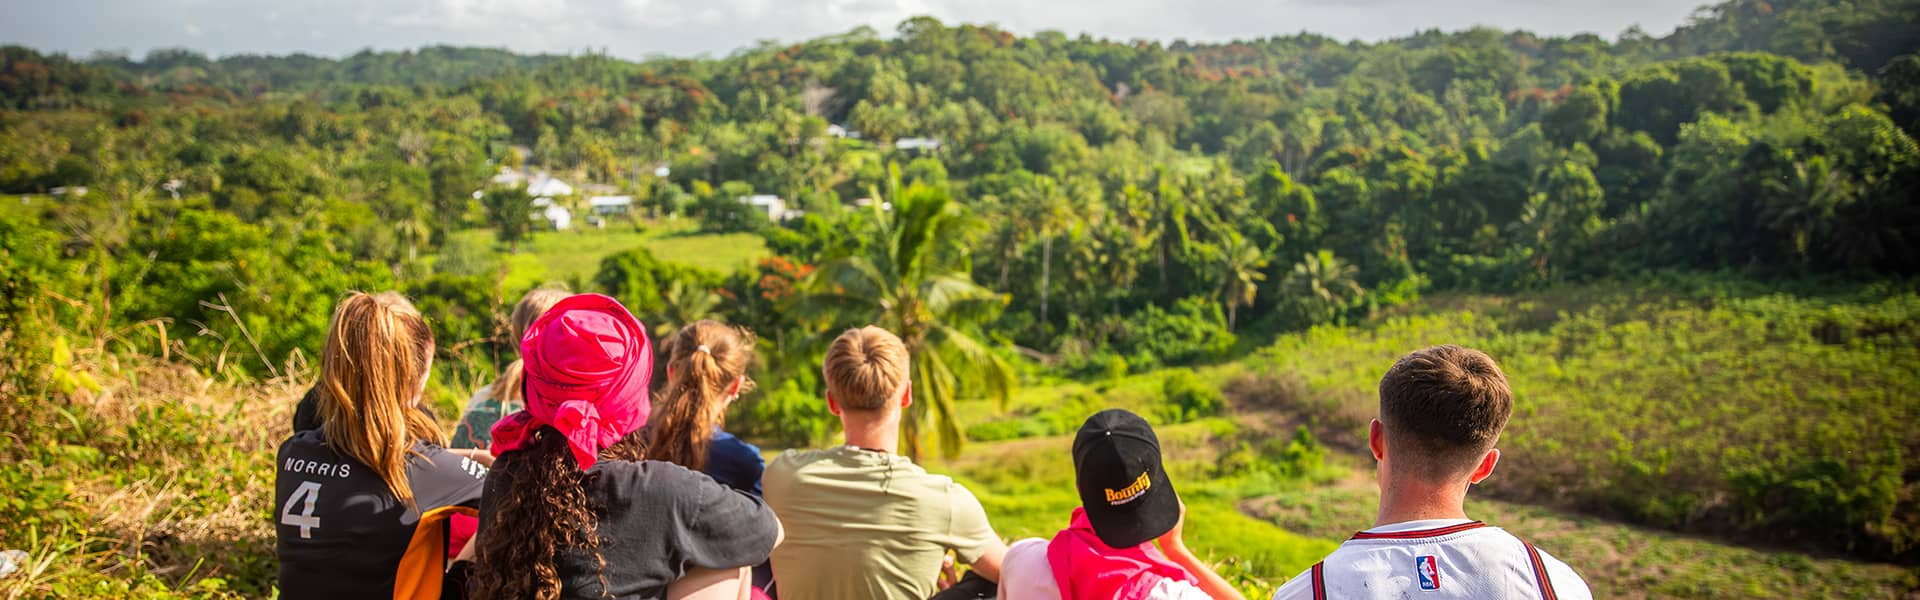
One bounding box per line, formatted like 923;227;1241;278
649;320;764;495
273;292;489;600
472;294;780;600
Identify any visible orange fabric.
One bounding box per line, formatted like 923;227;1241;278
394;505;480;600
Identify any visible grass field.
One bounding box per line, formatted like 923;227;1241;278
446;218;770;291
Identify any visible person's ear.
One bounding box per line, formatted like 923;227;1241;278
1468;448;1500;485
899;385;913;409
1368;419;1386;462
826;393;844;417
727;376;743;397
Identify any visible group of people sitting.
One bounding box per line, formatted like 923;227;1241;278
274;288;1593;600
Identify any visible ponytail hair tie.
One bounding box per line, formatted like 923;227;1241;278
695;345;712;354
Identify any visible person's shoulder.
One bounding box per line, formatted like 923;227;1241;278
1003;538;1050;572
768;446;831;465
709;431;763;461
1534;544;1594;600
999;538;1058;600
278;428;328;455
594;459;725;495
1268;572;1317;600
407;442;488;485
764;447;838;478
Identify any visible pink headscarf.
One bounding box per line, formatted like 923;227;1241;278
489;294;653;471
1046;508;1198;600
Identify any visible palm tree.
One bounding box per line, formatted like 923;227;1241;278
655;280;722;339
394;209;430;264
1216;233;1271;332
1018;175;1072;334
1280;250;1364;327
1761;157;1854;262
798;177;1016;459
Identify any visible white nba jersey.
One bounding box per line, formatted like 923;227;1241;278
1271;519;1591;600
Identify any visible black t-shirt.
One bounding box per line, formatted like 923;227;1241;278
291;386;321;433
480;459;779;600
274;429;488;600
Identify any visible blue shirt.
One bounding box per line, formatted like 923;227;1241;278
705;430;766;497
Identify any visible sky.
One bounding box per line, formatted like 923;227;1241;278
0;0;1705;60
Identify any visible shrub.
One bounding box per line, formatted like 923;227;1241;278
1157;370;1226;424
1116;297;1236;370
593;247;723;318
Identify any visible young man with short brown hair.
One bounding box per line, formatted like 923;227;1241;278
764;326;1008;600
1272;345;1591;600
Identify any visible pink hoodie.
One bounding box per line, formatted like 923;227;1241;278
1046;508;1199;600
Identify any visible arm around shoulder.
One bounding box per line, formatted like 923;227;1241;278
676;467;781;570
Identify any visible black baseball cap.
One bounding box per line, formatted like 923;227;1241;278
1071;409;1180;548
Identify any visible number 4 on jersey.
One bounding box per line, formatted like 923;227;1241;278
280;481;323;539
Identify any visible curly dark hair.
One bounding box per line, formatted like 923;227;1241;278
470;425;646;600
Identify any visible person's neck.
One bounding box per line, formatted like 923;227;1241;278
1374;475;1472;528
839;411;900;455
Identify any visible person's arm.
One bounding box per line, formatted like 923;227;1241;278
1155;501;1246;600
446;447;496;467
667;567;752;600
673;467;782;571
965;539;1008;582
945;483;1008;583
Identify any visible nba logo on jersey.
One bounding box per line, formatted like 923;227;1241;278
1415;555;1440;591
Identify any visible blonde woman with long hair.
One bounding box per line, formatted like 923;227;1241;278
274;292;488;600
451;287;570;458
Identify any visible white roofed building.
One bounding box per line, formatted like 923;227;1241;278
741;194;805;222
541;205;573;231
527;174;574;198
895;137;942;152
590;196;634;215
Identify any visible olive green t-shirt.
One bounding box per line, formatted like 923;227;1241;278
764;446;1000;600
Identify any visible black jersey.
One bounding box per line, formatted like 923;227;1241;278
273;428;487;600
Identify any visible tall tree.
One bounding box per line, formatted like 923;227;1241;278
480;186;536;253
1280;250;1365;327
1215;233;1271;332
798;177;1016;459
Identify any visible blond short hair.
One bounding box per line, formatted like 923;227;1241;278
824;326;910;411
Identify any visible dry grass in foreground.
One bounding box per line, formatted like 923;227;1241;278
3;359;301;599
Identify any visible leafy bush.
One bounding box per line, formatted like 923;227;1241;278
593;246;723;319
729;378;835;448
109;209;396;376
1114;297;1236;370
1157;370;1227;424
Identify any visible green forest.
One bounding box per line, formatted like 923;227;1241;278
2;0;1919;596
